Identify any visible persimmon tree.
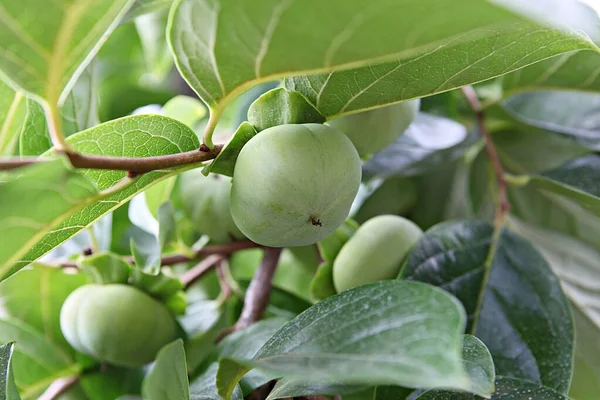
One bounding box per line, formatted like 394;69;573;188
0;1;599;400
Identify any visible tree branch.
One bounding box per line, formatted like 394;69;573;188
59;240;259;269
181;254;225;289
37;375;79;400
235;247;283;330
0;145;223;172
461;85;510;225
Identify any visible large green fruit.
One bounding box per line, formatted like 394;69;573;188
179;170;244;243
333;215;423;292
60;284;177;367
328;100;419;157
231;123;361;247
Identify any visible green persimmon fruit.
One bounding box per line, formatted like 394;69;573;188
354;177;417;224
179;170;244;243
60;284;177;367
230;123;361;247
333;215;423;292
327;100;420;157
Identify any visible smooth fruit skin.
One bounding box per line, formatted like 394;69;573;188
179;170;244;243
230;123;361;247
60;284;177;368
328;100;420;157
333;215;423;292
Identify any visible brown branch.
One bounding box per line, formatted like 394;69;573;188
181;254;225;289
235;247;283;330
37;375;79;400
461;86;510;224
215;260;232;298
59;240;259;269
0;145;222;172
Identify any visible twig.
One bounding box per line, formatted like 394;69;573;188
461;86;510;225
181;254;225;289
215;260;233;298
0;145;223;172
59;240;259;269
234;247;283;330
37;375;79;400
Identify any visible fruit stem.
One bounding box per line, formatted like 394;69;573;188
37;376;79;400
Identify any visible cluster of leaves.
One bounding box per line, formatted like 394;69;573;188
1;0;600;399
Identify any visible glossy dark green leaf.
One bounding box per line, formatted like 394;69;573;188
247;88;325;132
498;91;600;150
415;376;569;400
0;342;21;400
169;0;598;116
224;281;469;392
363;114;472;180
142;339;190;400
400;220;573;393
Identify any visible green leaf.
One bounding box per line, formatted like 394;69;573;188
0;343;21;400
0;160;98;278
265;334;494;400
362;114;473;180
352;176;417;224
134;9;173;83
78;252;131;284
503;50;600;94
125;0;174;20
0;265;88;354
142;339;190;400
190;363;243;400
216;319;286;396
19;101;52;156
11;115;202;280
247;88;325;132
415;377;569;400
461;335;495;398
400;220;574;393
202;122;257;177
569;307;600;400
0;0;135;104
230;281;469;391
158;202;177;253
497;91;600;150
0;319;79;399
168;0;598;117
79;367;144;400
0;81;25;156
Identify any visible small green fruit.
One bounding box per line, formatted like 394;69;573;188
60;284;177;367
328;100;419;157
354;177;417;224
333;215;423;292
230;123;361;247
179;170;244;243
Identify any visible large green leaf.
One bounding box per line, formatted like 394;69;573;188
0;342;21;400
0;160;99;278
168;0;597;117
220;281;470;394
0;0;135;104
400;220;574;393
569;307;600;400
0;265;88;354
415;376;569;400
265;334;495;400
0;319;79;399
0;81;25;155
7;115;202;280
190;363;243;400
497;91;600;150
502;50;600;95
142;340;190;400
